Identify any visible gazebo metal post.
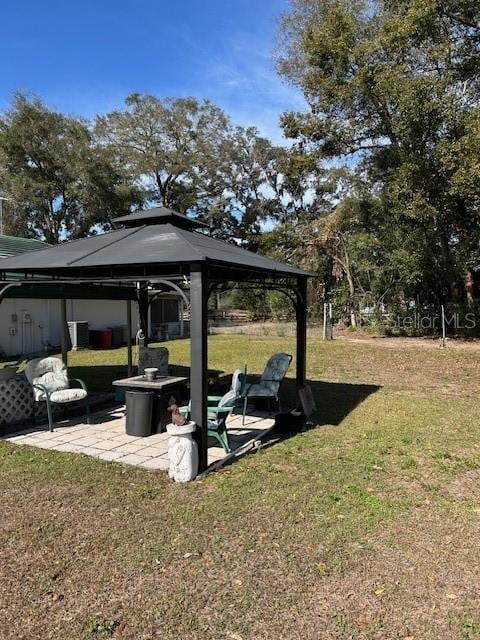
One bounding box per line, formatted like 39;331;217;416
296;276;308;389
126;299;133;376
138;284;149;347
60;298;68;366
189;263;208;472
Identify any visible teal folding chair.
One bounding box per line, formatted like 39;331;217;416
181;366;246;453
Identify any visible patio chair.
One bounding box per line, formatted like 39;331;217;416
24;356;89;432
180;367;246;453
242;352;292;424
138;346;169;376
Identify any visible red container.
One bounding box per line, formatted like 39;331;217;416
99;328;113;349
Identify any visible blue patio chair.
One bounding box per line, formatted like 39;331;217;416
242;352;292;424
180;367;246;453
25;356;89;432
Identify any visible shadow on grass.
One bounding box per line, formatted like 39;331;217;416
205;373;380;428
66;363;223;393
66;364;129;393
306;379;380;426
271;377;380;427
243;378;381;456
65;365;380;428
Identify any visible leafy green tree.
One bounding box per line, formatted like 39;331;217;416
95;94;230;214
278;0;480;309
195;127;313;244
97;94;311;247
0;94;138;243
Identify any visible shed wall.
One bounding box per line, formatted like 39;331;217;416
0;299;141;357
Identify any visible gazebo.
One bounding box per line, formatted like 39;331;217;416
0;207;311;471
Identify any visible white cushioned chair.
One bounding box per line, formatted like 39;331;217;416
25;356;89;431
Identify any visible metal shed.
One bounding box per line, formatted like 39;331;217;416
0;207;311;471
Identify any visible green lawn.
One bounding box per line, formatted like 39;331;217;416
1;335;480;639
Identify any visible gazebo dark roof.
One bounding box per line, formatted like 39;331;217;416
0;208;309;280
112;206;208;230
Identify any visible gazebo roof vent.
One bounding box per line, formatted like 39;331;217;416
112;207;208;231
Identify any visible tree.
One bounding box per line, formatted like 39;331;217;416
278;0;480;309
96;94;309;247
297;194;425;324
95;94;230;213
194;126;312;244
0;94;138;243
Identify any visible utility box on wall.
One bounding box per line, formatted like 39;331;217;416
67;321;89;350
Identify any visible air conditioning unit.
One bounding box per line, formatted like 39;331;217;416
67;321;89;350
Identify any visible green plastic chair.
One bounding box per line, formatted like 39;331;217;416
180;367;246;453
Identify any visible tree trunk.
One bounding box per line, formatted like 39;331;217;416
344;258;358;327
464;269;475;305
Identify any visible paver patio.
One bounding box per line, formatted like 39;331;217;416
1;405;275;470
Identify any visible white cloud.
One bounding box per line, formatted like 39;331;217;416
0;18;309;145
166;26;308;144
195;35;307;143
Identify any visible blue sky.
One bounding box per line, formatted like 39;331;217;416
0;0;305;143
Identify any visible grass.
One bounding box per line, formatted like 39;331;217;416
1;334;480;639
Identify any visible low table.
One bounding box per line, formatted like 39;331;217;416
113;375;187;392
113;375;188;433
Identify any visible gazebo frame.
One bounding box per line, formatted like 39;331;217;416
0;208;310;471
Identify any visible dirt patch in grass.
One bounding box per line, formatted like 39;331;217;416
337;333;480;350
295;507;480;640
445;469;480;501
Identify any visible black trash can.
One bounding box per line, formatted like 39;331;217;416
125;390;154;437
